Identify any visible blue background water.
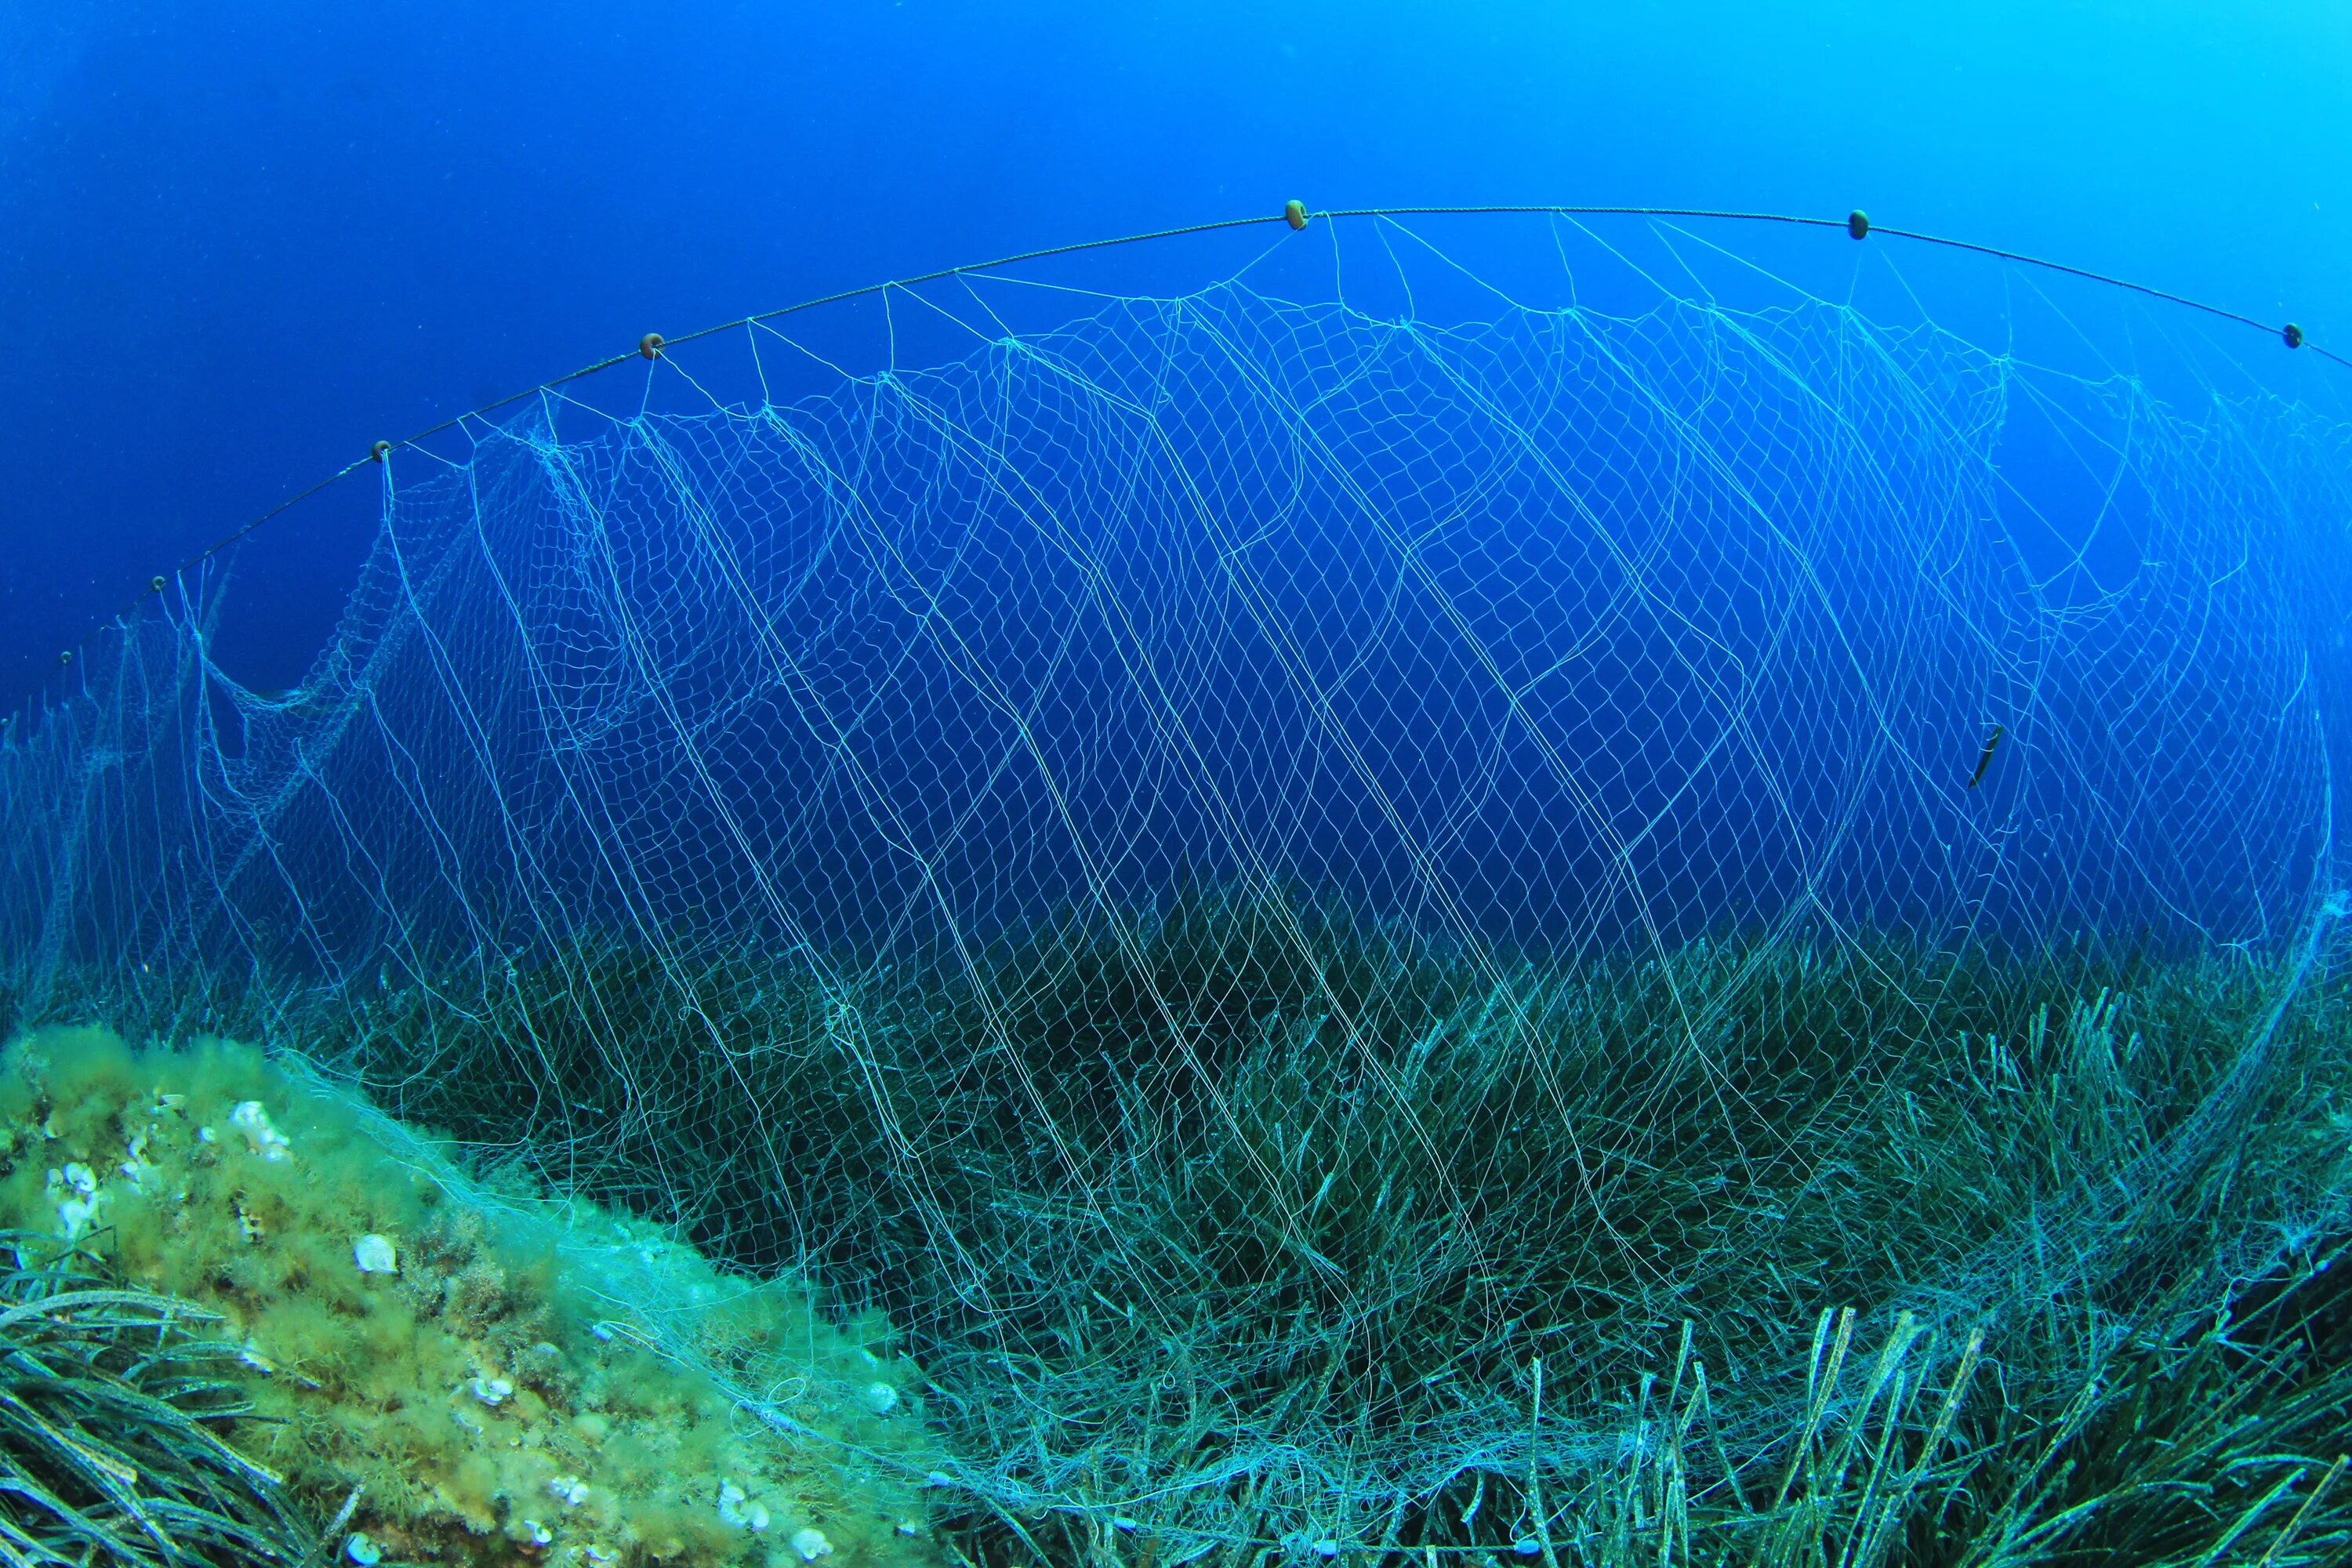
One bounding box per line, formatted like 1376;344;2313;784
2;2;2347;706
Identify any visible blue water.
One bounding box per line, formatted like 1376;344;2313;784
2;2;2347;705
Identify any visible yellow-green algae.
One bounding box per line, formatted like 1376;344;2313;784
0;1028;942;1568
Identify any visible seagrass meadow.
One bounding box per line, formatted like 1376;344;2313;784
4;899;2350;1567
4;215;2352;1566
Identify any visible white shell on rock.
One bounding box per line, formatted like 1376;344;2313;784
716;1482;771;1532
230;1101;292;1160
862;1381;899;1414
352;1234;397;1274
789;1528;833;1562
344;1534;383;1566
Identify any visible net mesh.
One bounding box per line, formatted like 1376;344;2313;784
4;217;2350;1555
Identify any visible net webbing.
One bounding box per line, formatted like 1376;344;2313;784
4;219;2350;1554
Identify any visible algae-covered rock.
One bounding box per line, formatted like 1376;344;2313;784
0;1028;941;1568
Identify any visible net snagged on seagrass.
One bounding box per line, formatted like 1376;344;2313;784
4;212;2350;1557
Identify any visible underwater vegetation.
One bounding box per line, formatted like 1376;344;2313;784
0;1235;320;1567
2;889;2349;1565
16;886;2336;1567
0;1031;942;1568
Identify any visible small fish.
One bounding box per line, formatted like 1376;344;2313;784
1967;724;2005;789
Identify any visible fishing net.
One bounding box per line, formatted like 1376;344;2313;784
4;215;2350;1556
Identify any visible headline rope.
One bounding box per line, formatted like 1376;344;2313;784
35;200;2347;687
